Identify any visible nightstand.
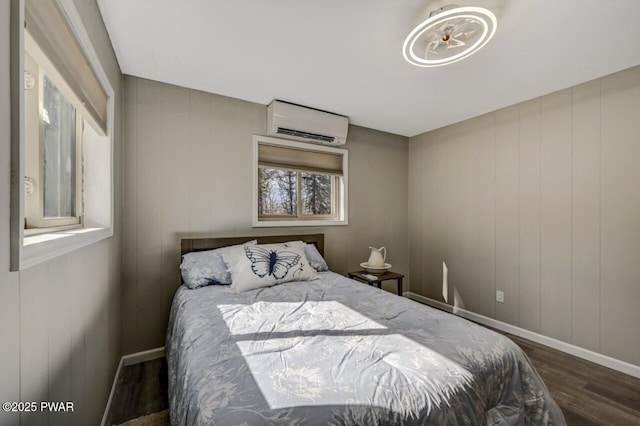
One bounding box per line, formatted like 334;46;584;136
347;270;404;295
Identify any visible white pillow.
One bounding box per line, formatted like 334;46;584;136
304;243;329;271
180;239;257;288
223;241;317;292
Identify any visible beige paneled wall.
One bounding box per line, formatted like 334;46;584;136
122;76;409;354
408;65;640;366
0;0;123;424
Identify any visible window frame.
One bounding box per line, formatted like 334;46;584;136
299;171;339;219
24;61;84;232
9;0;115;271
253;135;348;227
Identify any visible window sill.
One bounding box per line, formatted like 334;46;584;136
253;219;348;228
24;223;82;237
21;226;113;269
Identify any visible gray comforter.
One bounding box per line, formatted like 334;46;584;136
167;272;565;425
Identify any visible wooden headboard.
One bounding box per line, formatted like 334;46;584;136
180;234;325;257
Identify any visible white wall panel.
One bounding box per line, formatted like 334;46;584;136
600;67;640;363
188;90;215;233
539;89;572;341
495;106;520;324
571;79;601;352
425;136;448;300
122;76;138;354
409;66;640;366
134;79;164;352
20;263;50;426
474;114;497;319
518;98;542;333
160;84;191;343
48;256;72;426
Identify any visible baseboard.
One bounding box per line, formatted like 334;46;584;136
101;347;166;425
122;346;165;366
100;356;123;426
403;291;640;379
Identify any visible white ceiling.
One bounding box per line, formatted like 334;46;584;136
98;0;640;137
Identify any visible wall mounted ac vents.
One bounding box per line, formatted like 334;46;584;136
267;100;349;145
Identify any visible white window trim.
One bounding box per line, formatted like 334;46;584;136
252;135;348;228
23;57;84;229
10;0;115;270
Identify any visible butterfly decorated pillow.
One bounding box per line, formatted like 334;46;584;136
223;241;318;292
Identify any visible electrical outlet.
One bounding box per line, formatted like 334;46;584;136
496;290;504;303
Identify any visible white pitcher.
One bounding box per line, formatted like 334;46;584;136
367;246;386;267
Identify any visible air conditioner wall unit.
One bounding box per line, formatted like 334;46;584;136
267;100;349;145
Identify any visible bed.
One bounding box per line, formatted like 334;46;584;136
167;234;565;425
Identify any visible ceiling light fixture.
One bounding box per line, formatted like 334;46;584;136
402;4;497;67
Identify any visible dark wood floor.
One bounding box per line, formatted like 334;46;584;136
106;338;640;425
502;332;640;425
105;358;169;425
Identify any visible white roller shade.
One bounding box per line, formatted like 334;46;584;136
258;143;344;175
25;0;108;134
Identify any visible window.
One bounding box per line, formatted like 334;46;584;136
259;168;338;218
10;0;114;270
41;76;79;219
253;136;348;227
24;53;84;232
